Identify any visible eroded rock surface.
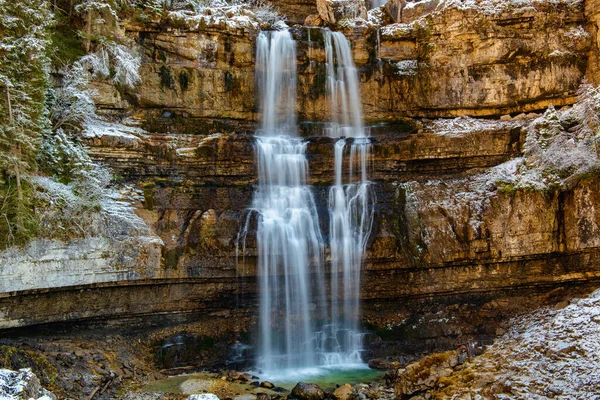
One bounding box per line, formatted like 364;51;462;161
2;0;600;373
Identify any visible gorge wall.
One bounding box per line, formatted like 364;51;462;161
3;0;600;359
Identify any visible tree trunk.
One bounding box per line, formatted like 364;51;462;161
5;83;24;231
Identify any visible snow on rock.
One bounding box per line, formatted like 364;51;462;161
163;0;284;32
424;116;523;137
83;118;146;144
438;288;600;398
187;394;220;400
436;0;582;16
394;59;419;76
367;6;386;26
0;183;163;296
0;368;55;400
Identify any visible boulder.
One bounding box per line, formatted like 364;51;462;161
395;351;459;396
332;384;353;400
260;381;275;389
0;368;55;400
291;382;326;400
368;358;391;370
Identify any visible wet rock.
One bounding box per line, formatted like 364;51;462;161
368;358;390;370
332;384;353;400
291;382;326;400
260;381;275;389
256;393;271;400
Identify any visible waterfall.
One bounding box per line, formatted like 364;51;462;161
323;30;374;366
249;30;326;374
241;29;374;378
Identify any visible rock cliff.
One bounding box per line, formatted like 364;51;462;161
2;0;600;360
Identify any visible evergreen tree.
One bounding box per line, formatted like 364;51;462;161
0;0;53;246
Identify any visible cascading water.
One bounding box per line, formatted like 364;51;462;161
322;29;374;366
248;30;326;374
241;28;374;380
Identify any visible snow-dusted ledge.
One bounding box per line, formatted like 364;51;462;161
0;192;163;294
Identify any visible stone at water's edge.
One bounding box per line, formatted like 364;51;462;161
291;382;326;400
332;383;354;400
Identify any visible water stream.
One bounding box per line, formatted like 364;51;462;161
240;29;374;381
323;29;374;368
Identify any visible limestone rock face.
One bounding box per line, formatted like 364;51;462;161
130;24;257;122
317;0;368;24
384;0;405;22
95;1;592;126
305;14;324;26
3;0;600;358
298;0;590;119
269;0;319;25
586;0;600;85
385;0;439;24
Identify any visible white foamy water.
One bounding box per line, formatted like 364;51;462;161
323;29;374;368
247;30;326;374
239;29;374;379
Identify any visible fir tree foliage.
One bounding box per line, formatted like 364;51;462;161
0;0;53;247
49;60;97;131
81;42;141;89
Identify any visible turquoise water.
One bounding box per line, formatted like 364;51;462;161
254;365;385;390
142;367;384;395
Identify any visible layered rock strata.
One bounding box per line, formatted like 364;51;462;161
2;0;600;358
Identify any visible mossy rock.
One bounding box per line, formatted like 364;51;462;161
0;345;58;391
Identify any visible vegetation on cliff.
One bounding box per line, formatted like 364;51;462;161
0;0;282;250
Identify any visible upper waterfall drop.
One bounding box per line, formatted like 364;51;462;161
256;30;298;136
324;30;366;138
